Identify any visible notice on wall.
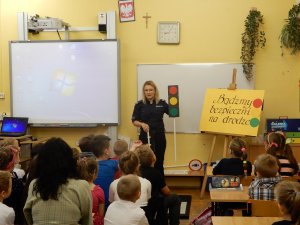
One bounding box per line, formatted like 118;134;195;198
199;89;264;136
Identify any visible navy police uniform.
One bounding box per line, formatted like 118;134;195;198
132;99;169;175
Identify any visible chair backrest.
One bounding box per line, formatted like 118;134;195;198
282;176;300;182
250;199;282;217
240;175;254;186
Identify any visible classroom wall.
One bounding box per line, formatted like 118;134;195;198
1;0;299;168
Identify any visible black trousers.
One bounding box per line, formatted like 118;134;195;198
140;130;166;176
144;194;180;225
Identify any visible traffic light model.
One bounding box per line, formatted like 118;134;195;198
168;85;179;117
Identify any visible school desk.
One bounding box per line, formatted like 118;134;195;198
212;216;281;225
210;186;249;215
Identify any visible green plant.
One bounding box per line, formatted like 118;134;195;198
241;9;266;81
280;3;300;55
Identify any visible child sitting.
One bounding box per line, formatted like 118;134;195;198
134;144;180;225
109;151;151;208
111;139;129;179
249;153;282;200
104;174;149;225
0;170;15;225
273;180;300;225
266;132;299;177
78;157;105;225
213;137;252;176
90;134;118;209
0;143;24;224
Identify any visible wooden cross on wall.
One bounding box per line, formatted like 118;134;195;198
142;12;151;29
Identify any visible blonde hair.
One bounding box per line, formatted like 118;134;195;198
254;154;279;178
142;80;160;104
0;170;11;193
117;174;141;202
275;180;300;225
119;151;139;175
134;144;155;167
113;140;129;157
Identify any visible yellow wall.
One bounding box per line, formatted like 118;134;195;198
0;0;299;167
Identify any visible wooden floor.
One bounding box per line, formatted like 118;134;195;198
173;188;211;225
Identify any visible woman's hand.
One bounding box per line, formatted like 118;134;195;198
141;122;149;133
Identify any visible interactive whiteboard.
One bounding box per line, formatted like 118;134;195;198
10;40;119;126
137;63;254;133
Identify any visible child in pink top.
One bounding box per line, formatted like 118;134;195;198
78;157;105;225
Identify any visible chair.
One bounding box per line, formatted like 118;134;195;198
282;176;300;182
240;175;254;186
250;199;281;217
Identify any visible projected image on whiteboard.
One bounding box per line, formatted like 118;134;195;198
10;40;119;125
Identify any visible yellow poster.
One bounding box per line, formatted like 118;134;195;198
199;89;264;136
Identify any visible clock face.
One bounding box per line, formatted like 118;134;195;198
157;22;180;44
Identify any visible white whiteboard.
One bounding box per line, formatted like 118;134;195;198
137;63;255;133
10;40;119;126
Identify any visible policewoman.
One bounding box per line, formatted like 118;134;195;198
132;80;169;176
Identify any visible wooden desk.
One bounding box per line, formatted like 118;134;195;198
164;170;203;188
210;186;249;215
210;186;249;202
212;216;281;225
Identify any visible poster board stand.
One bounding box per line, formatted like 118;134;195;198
200;69;237;198
199;68;265;198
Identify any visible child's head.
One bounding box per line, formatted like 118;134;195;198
265;132;284;156
229;137;248;175
0;170;12;201
90;135;111;158
134;144;156;167
77;157;99;182
119;151;139;175
0;145;19;171
254;153;279;178
117;174;141;202
229;137;247;158
275;180;300;225
78;134;95;152
113;139;128;157
0;138;20;164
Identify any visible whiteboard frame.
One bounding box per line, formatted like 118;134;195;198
9;39;120;127
137;63;255;133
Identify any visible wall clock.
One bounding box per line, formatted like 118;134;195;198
157;21;180;44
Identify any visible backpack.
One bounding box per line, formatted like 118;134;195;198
190;206;212;225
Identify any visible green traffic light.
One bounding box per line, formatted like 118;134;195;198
169;107;179;117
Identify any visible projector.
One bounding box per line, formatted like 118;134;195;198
28;15;69;33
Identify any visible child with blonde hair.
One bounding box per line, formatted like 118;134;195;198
78;157;105;225
273;180;300;225
249;153;282;200
105;174;149;225
135;144;180;225
0;143;24;224
0;170;15;225
109;151;151;208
